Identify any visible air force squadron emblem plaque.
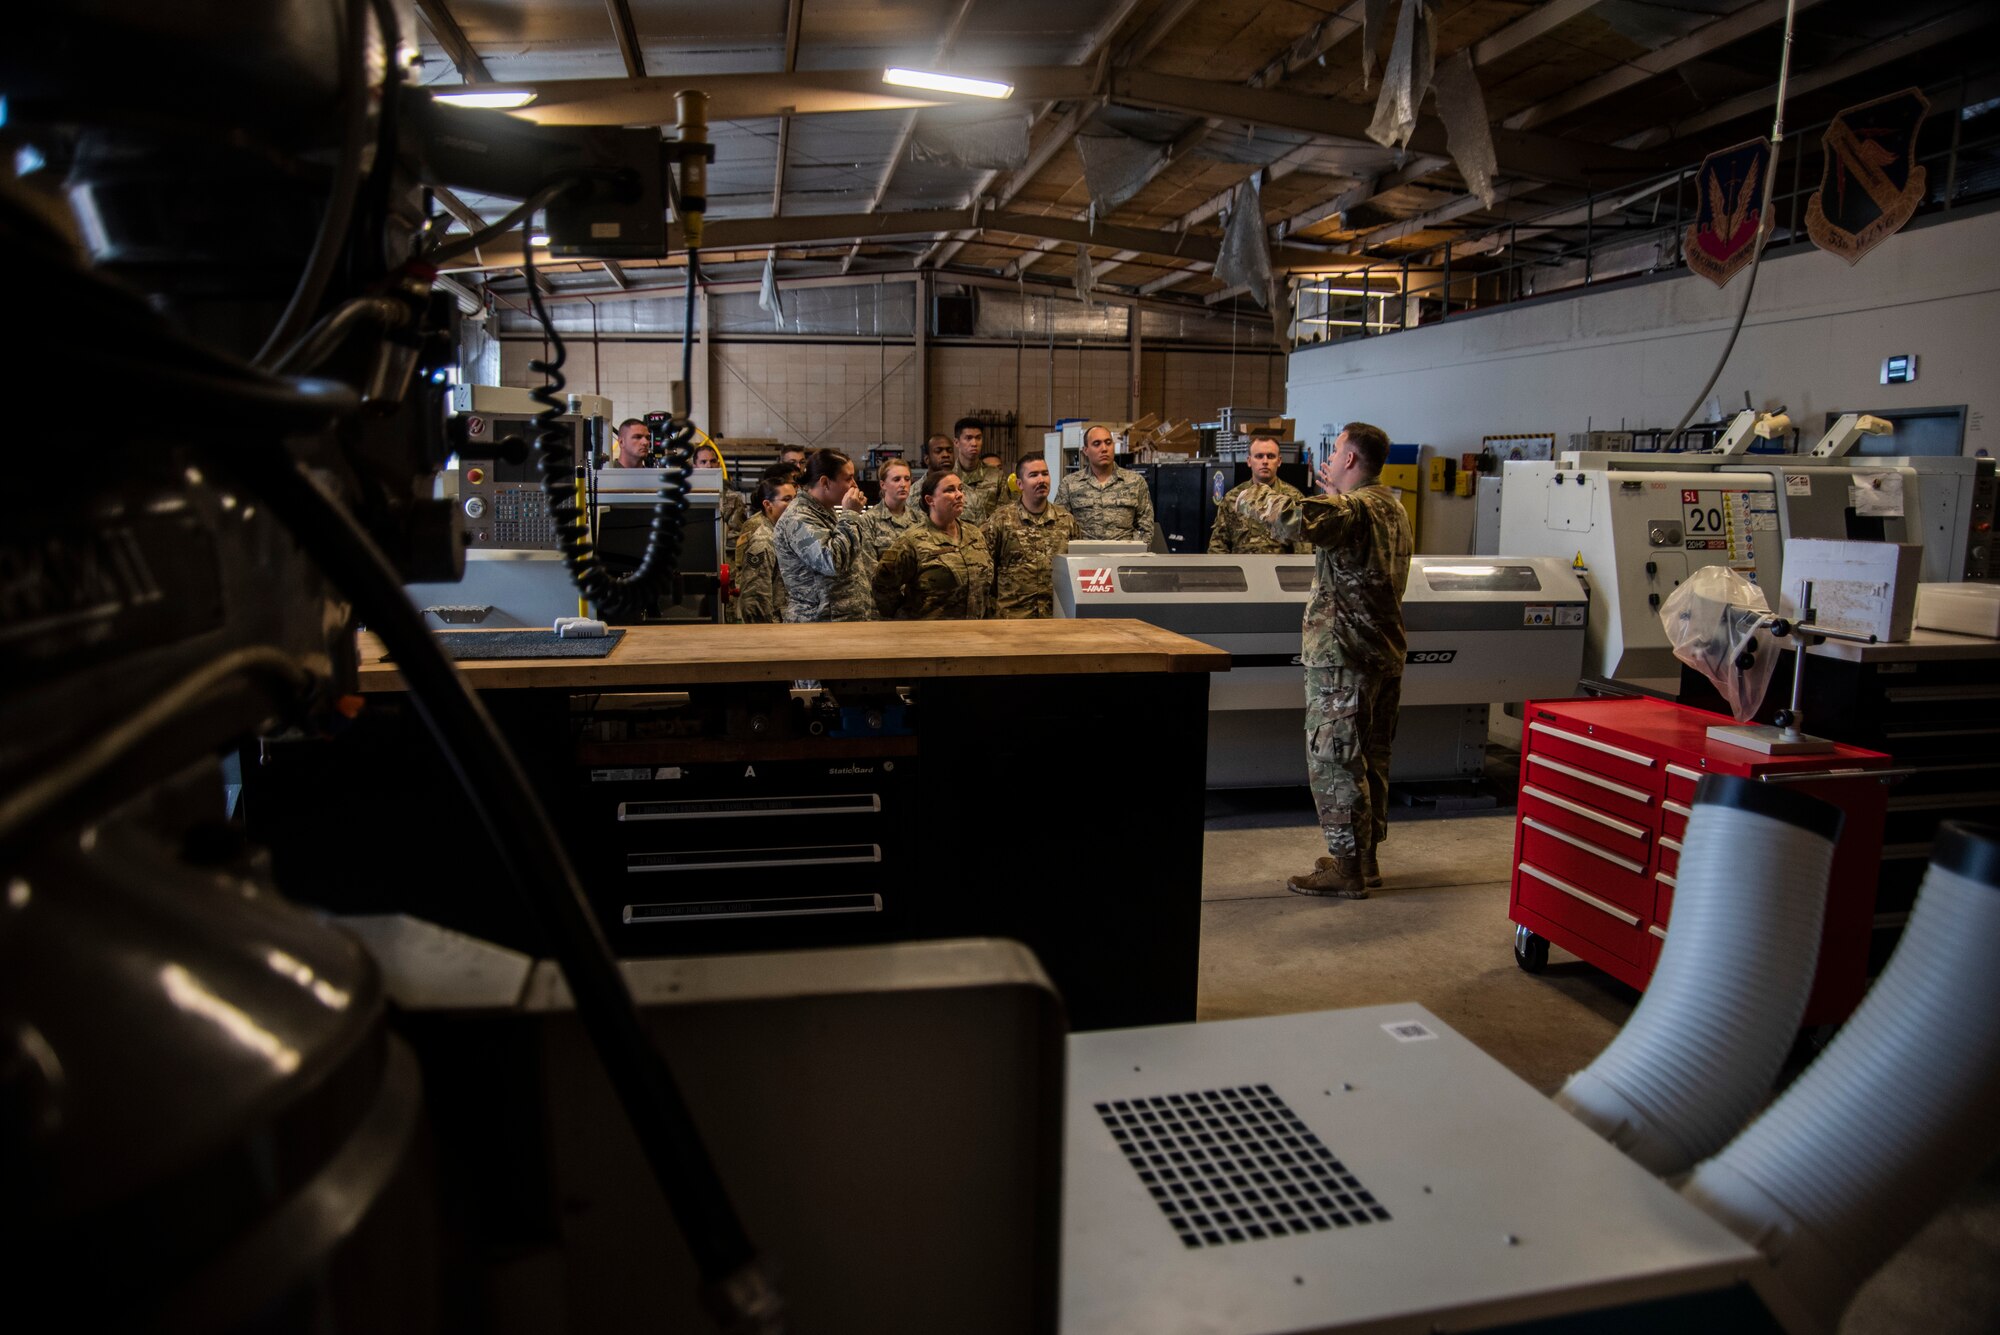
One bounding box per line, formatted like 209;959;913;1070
1807;87;1930;265
1684;137;1771;287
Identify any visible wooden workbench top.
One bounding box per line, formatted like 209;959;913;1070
357;618;1231;692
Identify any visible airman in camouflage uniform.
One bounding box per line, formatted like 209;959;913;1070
874;470;997;620
854;461;922;620
1209;433;1307;554
733;471;797;624
947;417;1007;526
1059;424;1156;544
772;449;870;622
987;453;1078;618
1233;422;1412;898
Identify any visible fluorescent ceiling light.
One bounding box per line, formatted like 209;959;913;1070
883;68;1013;99
433;89;538;110
529;234;551;247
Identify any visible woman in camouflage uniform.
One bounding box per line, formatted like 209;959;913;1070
872;470;997;621
734;472;796;624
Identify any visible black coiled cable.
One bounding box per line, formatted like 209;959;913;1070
523;222;692;617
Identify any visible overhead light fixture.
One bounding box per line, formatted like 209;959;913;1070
433;89;538;110
529;234;551;247
883;68;1013;99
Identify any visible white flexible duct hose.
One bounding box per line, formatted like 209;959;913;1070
1554;774;1842;1175
1682;822;2000;1335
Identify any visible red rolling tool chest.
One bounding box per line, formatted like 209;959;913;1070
1508;697;1890;1027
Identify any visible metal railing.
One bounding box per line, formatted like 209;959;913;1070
1295;78;2000;344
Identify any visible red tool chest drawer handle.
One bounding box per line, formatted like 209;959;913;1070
1648;924;1669;941
1527;722;1658;768
1659;836;1683;853
1521;816;1646;874
1663;799;1693;819
1526;753;1654;804
1520;784;1648;840
1518;861;1643;927
1665;763;1704;783
1656;870;1677;887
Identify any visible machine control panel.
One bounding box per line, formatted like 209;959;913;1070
450;415;586;550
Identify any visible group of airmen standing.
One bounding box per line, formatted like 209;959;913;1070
702;415;1412;903
722;418;1166;625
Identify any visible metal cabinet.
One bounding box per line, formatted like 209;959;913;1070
1508;697;1890;1026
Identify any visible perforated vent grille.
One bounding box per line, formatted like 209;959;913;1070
1095;1085;1390;1249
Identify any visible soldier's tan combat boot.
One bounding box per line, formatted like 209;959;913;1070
1289;856;1368;898
1318;852;1384;887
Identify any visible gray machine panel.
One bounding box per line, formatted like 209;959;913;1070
1507;450;1996;690
1062;1004;1762;1334
1053;554;1588;783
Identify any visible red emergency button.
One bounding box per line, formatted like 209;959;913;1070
466;467;485;484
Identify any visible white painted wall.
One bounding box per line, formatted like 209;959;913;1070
1288;206;2000;471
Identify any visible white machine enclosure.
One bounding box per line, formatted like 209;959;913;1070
448;382;615;423
1499;465;1780;691
1052;554;1588;785
1499;453;1997;691
408;467;725;626
1062;1005;1765;1334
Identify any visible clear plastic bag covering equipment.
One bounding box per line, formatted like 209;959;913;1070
1660;565;1782;721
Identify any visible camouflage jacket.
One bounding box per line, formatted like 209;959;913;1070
1209;477;1307;554
953;460;1008;527
873;517;997;621
853;503;921;620
773;492;867;622
718;489;750;560
986;499;1079;619
1059;466;1156;544
1233;479;1412;674
734;514;788;623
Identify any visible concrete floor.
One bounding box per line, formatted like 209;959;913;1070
1197;793;2000;1335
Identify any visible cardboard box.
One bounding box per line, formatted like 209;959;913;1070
1778;540;1923;643
1915;582;2000;638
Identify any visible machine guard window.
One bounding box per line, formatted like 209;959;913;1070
1422;564;1543;593
1117;566;1250;594
1276;566;1316;592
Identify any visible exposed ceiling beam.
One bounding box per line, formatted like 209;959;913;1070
442;207;1384;274
1109;68;1662;189
1009;0;1363;286
1271;159;1441;240
1470;0;1609;66
603;0;646;79
415;0;492;83
500;67;1095;124
926;0;1155;270
1343;178;1542;252
771;113;793;216
770;0;805;235
435;274;486;315
847;0;981;274
431;185;487;233
1504;0;1830;132
1141;268;1204;295
1622;6;1995;149
1263;0;1617;242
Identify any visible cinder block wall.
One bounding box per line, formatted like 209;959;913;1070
502;338;1285;458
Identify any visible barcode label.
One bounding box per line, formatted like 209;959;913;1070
1381;1020;1438;1043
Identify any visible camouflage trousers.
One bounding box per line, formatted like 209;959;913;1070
1303;665;1402;859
